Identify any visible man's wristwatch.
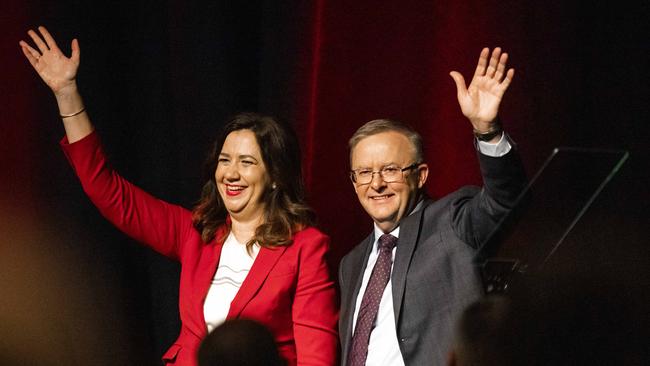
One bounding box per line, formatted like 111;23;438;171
473;120;503;142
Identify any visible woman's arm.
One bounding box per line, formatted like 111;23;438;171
21;26;192;260
20;26;92;142
292;228;339;365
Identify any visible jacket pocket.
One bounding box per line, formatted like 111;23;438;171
162;343;182;364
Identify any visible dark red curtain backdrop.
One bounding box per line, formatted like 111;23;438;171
2;1;647;364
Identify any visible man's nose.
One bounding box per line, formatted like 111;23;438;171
369;171;386;190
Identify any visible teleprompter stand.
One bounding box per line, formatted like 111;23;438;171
475;147;629;294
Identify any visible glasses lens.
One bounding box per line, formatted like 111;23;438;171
353;163;418;184
381;167;401;182
357;170;372;184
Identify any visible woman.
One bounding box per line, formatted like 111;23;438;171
19;26;338;366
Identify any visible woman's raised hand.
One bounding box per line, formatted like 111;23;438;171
19;26;80;96
20;26;93;142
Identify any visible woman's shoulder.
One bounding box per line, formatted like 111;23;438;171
292;226;329;246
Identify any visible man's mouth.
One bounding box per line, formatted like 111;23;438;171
370;194;393;201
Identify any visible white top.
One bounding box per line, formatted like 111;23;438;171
351;136;511;365
203;232;260;333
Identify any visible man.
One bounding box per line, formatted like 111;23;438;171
338;48;527;366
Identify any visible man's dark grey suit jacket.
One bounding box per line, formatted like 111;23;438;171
338;150;527;366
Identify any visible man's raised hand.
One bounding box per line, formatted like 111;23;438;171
449;47;514;133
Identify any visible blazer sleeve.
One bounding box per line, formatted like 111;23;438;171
60;131;193;260
450;145;528;248
292;228;339;365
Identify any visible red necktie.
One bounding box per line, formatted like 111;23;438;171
347;234;398;366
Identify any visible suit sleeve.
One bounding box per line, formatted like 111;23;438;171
60;131;193;260
292;229;339;365
450;144;528;248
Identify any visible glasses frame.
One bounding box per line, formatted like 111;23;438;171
350;162;421;185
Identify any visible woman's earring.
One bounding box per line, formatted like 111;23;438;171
272;183;277;190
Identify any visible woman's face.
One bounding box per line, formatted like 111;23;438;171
215;129;271;223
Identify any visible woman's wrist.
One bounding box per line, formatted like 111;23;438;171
54;83;84;116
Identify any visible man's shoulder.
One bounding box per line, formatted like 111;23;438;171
421;187;483;213
340;233;373;268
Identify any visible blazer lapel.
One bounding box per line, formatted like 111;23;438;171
194;229;228;337
227;245;287;318
340;233;374;361
391;201;428;323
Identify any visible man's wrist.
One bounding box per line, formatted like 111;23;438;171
473;118;503;142
476;132;512;157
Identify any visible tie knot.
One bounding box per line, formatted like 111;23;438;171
378;234;397;252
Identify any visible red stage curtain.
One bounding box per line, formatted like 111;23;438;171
296;1;551;262
293;1;647;265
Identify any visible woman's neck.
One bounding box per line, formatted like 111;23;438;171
229;213;264;244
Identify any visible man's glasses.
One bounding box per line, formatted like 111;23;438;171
350;163;420;185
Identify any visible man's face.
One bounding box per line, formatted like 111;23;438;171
350;131;428;232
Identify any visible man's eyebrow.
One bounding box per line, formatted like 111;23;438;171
357;162;400;168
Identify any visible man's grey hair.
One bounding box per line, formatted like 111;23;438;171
348;119;424;164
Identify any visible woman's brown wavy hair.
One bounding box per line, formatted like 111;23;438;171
192;113;315;250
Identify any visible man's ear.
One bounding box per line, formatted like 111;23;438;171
417;163;429;189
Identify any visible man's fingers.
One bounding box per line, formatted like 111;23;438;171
27;29;49;53
486;47;501;78
449;71;467;98
500;68;515;90
473;48;490;78
495;53;508;81
38;26;61;53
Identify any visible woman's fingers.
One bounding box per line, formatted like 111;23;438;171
38;26;61;53
19;42;40;68
19;40;40;59
27;29;49;53
71;39;80;64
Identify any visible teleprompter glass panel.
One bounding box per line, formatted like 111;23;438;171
476;148;629;293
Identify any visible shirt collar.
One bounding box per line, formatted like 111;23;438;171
371;199;424;252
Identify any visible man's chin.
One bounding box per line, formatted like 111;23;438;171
371;215;399;231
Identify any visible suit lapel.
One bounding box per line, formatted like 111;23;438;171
227;245;287;318
341;233;374;361
391;201;428;323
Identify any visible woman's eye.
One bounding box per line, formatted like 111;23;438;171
241;160;254;165
218;158;229;164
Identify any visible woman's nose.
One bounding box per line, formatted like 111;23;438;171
223;165;240;181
